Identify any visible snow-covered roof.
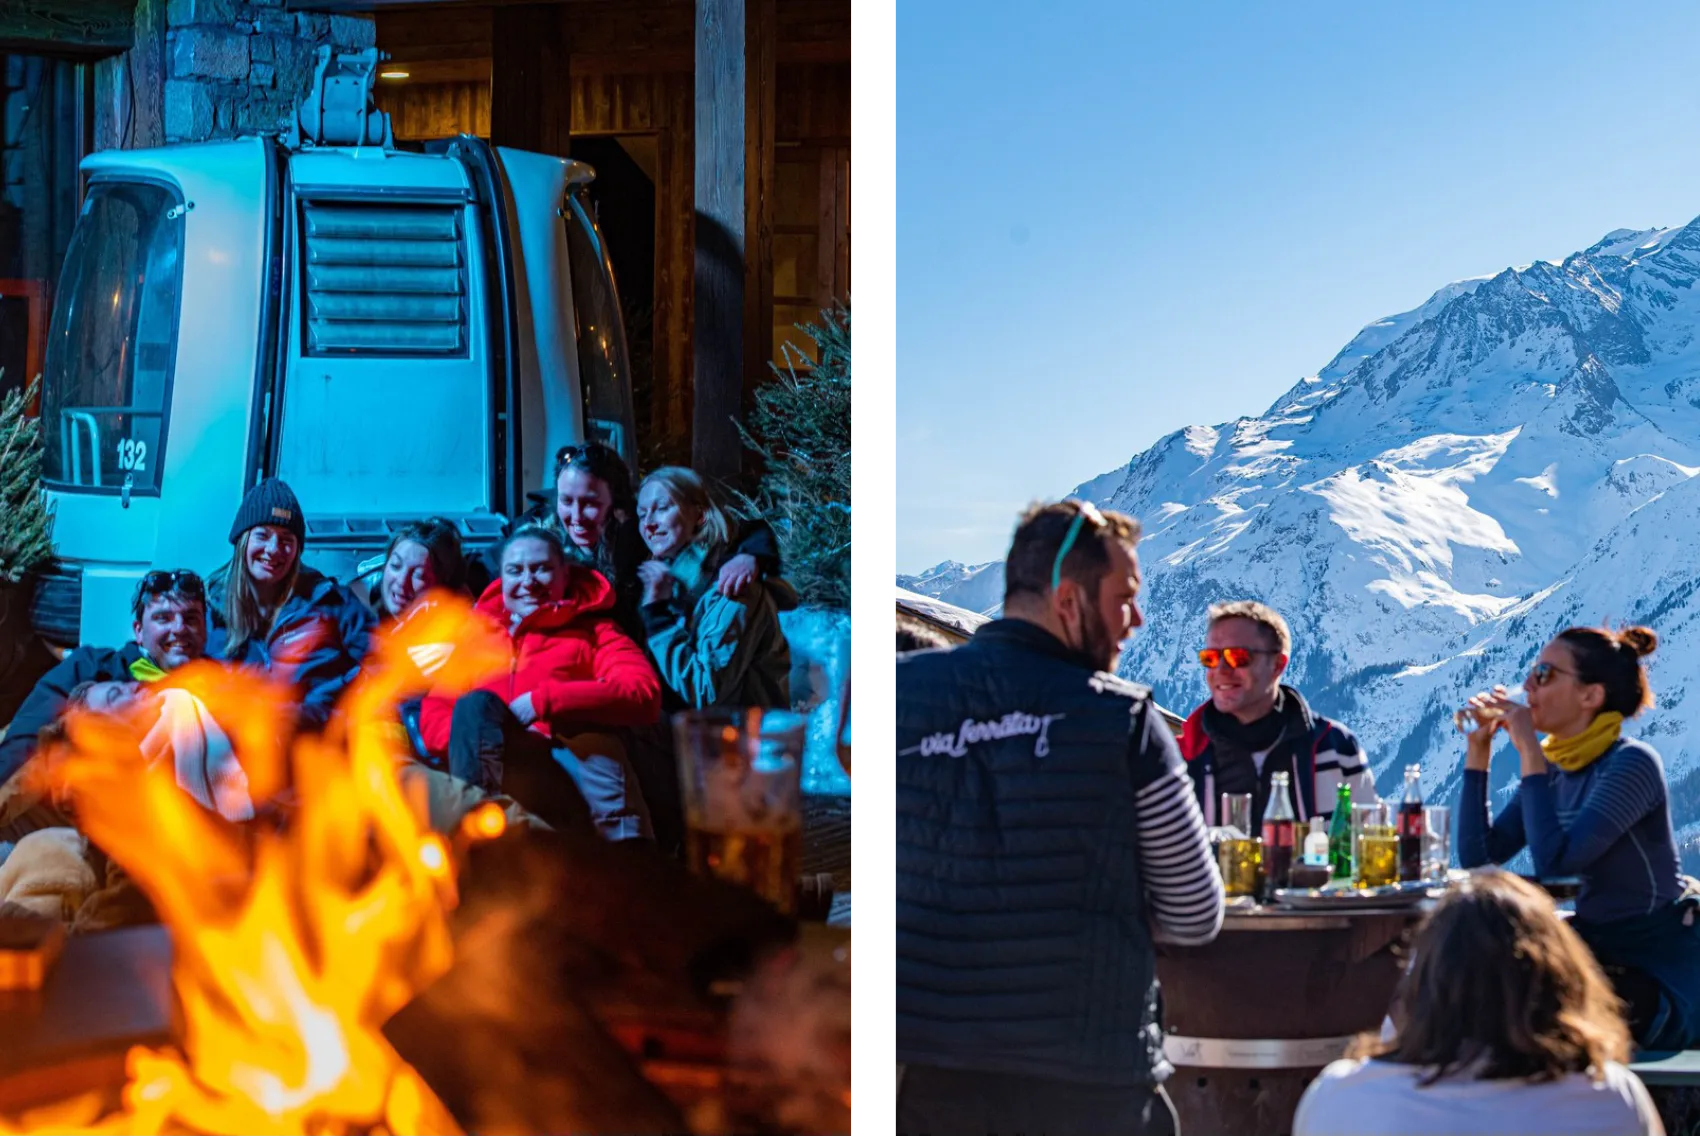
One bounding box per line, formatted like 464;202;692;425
890;584;992;639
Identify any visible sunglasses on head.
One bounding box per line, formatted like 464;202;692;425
140;569;205;597
1527;660;1580;688
1198;646;1278;670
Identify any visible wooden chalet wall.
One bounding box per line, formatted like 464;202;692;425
371;0;848;471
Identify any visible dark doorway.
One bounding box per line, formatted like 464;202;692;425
569;135;659;471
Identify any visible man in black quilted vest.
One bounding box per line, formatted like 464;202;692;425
897;499;1225;1135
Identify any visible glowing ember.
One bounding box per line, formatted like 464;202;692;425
1;594;509;1135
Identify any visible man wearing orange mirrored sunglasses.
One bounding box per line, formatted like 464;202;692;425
1177;600;1377;832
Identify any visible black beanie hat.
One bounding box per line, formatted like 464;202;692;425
229;477;306;545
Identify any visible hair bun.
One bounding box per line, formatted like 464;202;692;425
1618;626;1658;658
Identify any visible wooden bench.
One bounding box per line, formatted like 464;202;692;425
1629;1049;1700;1086
1629;1051;1700;1135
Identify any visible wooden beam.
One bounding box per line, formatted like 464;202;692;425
381;41;843;83
489;3;571;157
743;0;775;418
0;0;133;56
92;0;165;150
692;0;774;480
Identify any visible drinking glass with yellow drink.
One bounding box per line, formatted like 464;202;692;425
673;708;805;914
1217;792;1261;898
1353;801;1397;887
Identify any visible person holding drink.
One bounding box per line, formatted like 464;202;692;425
1456;623;1700;1049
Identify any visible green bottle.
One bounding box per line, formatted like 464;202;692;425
1328;782;1353;880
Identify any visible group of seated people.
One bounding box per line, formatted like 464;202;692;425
1169;595;1700;1060
896;498;1700;1136
0;442;799;919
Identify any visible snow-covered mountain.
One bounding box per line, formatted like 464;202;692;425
904;219;1700;863
895;560;1005;616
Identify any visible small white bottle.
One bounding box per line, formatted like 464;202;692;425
1303;816;1331;868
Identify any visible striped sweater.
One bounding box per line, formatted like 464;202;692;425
1458;736;1681;924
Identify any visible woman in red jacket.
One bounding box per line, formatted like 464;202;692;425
418;524;662;840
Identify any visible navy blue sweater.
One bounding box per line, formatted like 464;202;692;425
1457;736;1681;924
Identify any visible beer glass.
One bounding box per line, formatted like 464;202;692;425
836;679;851;779
673;708;805;914
1423;805;1452;881
1353;802;1397;887
1218;792;1261;898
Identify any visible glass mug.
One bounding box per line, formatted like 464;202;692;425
673;708;806;914
1217;792;1262;898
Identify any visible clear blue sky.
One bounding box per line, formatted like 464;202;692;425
897;0;1700;573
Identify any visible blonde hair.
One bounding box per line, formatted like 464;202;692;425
1208;599;1292;656
640;467;733;557
223;531;300;656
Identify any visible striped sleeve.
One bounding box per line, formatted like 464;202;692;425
1312;721;1379;816
1521;746;1668;877
1130;705;1225;946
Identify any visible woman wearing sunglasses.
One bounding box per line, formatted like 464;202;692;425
1457;623;1700;1049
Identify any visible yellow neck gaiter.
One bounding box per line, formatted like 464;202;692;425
128;656;168;684
1541;711;1624;774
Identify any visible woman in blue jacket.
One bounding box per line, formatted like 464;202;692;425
1458;623;1700;1049
208;478;375;734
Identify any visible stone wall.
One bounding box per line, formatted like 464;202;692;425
164;0;374;144
93;0;374;151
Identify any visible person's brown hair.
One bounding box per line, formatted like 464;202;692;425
1207;599;1292;656
382;518;465;607
1003;500;1140;604
1355;869;1629;1084
1554;625;1657;718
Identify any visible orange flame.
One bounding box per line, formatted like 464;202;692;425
2;593;509;1135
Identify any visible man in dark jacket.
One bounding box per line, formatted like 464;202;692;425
897;500;1224;1135
1179;600;1376;830
0;570;210;789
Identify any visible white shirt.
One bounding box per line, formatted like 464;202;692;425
140;688;254;822
1294;1057;1664;1136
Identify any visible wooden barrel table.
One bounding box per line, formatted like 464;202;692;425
1156;905;1428;1135
0;925;175;1115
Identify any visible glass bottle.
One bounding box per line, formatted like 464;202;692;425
1328;782;1353;880
1303;816;1330;868
1260;771;1297;900
1397;764;1425;882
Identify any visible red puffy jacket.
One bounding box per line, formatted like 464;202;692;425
418;570;661;754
